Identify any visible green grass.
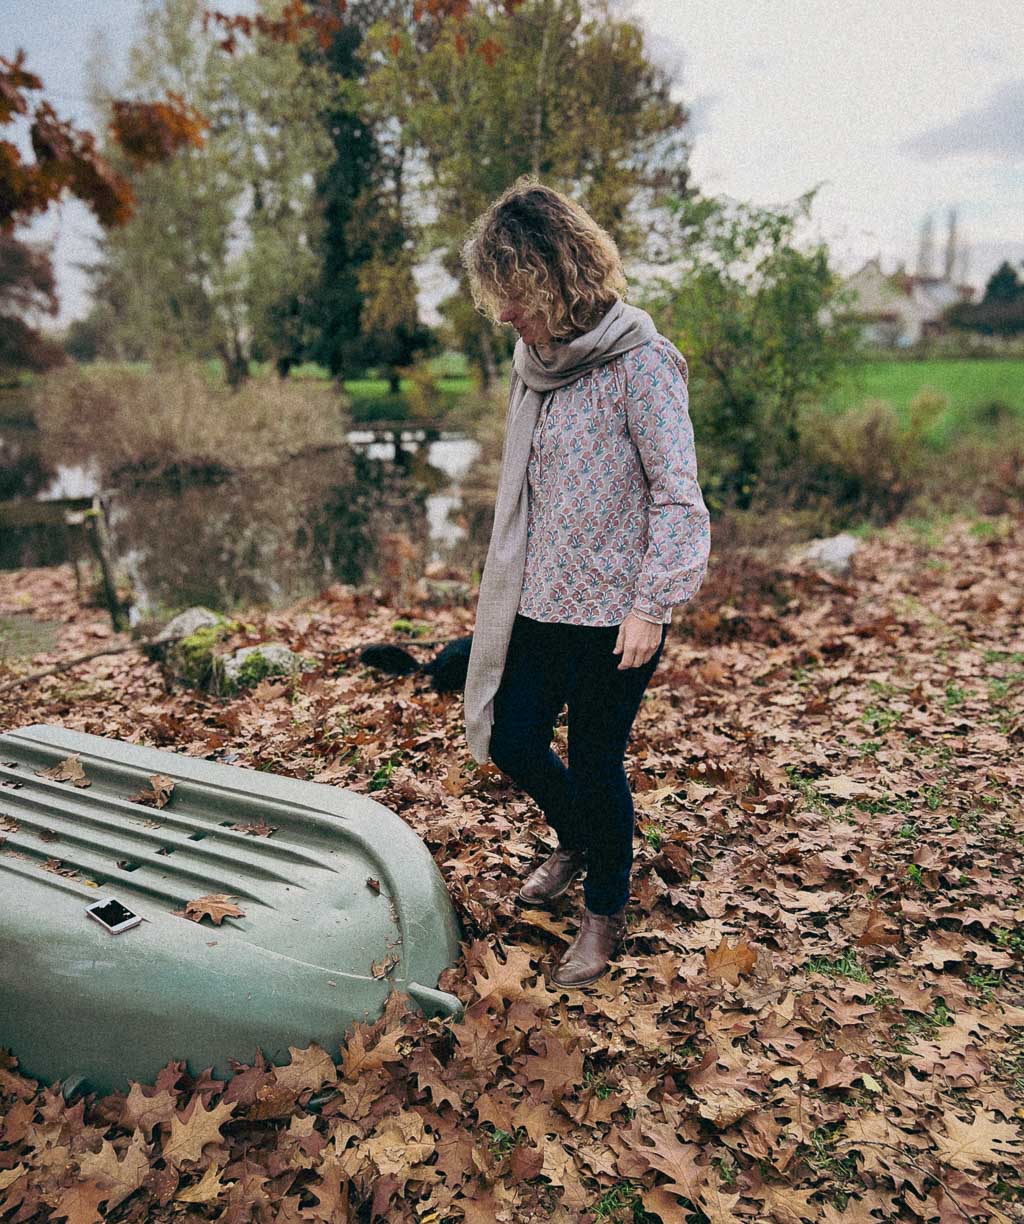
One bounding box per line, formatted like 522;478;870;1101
814;358;1024;446
805;950;872;982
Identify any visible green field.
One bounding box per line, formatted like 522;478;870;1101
818;358;1024;446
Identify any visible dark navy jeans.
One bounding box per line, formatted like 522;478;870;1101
489;612;669;915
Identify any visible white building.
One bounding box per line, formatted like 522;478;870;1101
839;257;975;347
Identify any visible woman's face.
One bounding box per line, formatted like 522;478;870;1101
498;301;553;347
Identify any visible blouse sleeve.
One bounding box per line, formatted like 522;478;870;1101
622;338;711;620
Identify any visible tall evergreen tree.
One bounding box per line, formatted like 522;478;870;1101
983;260;1023;304
299;6;381;379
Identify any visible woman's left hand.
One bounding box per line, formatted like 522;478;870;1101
613;612;663;670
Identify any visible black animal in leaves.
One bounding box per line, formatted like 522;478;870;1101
359;636;472;694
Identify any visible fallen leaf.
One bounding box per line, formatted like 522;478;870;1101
934;1108;1023;1170
230;820;278;837
49;1178;109;1224
182;894;246;925
78;1133;150;1211
175;1159;229;1204
705;937;757;985
121;1081;178;1140
162;1095;237;1168
273;1044;338;1095
127;773;175;808
371;952;399;978
34;754;90;788
817;775;878;800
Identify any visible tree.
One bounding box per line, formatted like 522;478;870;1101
223;1;342;377
79;0;241;370
947;260;1024;338
357;0;694;387
296;1;384;376
0;48;206;378
641;188;862;511
982;260;1023;305
80;0;338;385
0;234;64;378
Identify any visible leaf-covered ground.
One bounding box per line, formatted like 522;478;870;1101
1;512;1023;1223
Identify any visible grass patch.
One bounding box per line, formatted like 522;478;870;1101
801;1123;858;1209
592;1181;656;1222
806;950;871;982
816;358;1024;446
861;703;901;734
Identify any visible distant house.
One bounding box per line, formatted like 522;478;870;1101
839;257;975;347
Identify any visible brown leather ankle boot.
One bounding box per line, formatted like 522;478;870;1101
549;903;627;987
517;845;586;907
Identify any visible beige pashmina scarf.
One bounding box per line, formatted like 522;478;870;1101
463;297;660;764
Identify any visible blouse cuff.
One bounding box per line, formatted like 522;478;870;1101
630;604;670;625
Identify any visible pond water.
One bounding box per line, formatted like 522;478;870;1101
1;415;482;620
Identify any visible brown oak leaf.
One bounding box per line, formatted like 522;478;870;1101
272;1044;338;1096
230;819;277;837
850;903;901;947
817;775;878;800
705;937;757;985
471;944;538;1005
121;1081;178;1140
182;894;246;925
127;773;175;808
933;1108;1023;1170
35;754;90;788
49;1177;109;1224
162;1095;237;1168
174;1160;228;1204
77;1133;150;1211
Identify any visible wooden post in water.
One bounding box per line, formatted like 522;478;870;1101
80;495;126;632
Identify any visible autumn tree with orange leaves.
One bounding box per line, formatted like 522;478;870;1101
0;48;207;376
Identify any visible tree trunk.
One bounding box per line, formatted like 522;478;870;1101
217;336;249;390
478;325;499;392
530;0;554;175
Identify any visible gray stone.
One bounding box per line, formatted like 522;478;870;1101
789;532;861;577
214;643;317;696
151;606;225;645
145;607;240;679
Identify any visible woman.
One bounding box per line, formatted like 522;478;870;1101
460;176;711;988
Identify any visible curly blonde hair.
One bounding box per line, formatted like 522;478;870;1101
460;174;629;341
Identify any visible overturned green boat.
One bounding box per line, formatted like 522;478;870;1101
0;723;464;1096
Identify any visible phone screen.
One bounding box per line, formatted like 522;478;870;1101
90;899;138;928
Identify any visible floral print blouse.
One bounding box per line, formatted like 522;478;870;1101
516;334;711;627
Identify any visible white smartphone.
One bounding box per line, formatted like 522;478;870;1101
85;897;143;934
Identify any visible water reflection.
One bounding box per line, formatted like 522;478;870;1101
1;410;481;617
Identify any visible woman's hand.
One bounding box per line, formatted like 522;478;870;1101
613;612;663;669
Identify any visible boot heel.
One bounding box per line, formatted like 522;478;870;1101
516;847;586;907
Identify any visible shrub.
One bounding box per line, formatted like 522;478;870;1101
773;391;947;525
396;358;443;420
640;188;863;509
32;360;349;480
683;507;800;642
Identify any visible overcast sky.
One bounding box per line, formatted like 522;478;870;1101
8;0;1024;326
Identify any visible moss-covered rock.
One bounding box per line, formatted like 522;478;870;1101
212;643;317;696
160;611;243;690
